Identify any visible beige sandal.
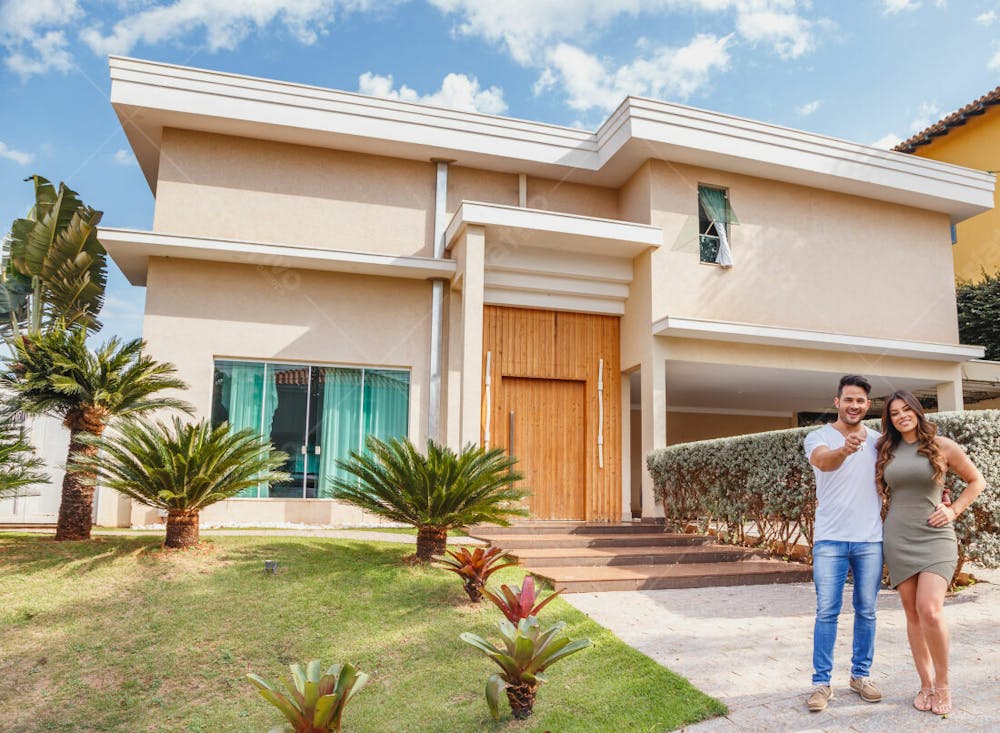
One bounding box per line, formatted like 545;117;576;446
931;687;952;715
913;688;934;712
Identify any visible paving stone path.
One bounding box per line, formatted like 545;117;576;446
567;566;1000;732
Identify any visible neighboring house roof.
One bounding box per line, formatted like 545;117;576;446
109;56;995;223
895;87;1000;154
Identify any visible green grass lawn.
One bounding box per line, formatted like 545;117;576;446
0;533;725;733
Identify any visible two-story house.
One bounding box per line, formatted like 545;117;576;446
93;57;991;527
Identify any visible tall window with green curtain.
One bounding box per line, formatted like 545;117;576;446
698;185;737;267
211;360;410;499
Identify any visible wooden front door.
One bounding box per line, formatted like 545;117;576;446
498;377;586;520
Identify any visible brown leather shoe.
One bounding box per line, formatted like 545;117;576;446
850;677;882;703
807;685;833;712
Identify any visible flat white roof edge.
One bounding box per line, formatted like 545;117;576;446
101;227;455;285
444;200;663;250
653;316;985;362
109;56;995;216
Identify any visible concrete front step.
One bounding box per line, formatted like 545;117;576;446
530;560;814;593
471;522;661;536
468;531;714;550
509;544;760;567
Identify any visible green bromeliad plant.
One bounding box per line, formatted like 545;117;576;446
461;616;591;720
482;575;563;624
247;660;369;733
435;545;517;602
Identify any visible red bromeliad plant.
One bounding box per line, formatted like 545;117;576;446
482;575;563;623
435;546;517;602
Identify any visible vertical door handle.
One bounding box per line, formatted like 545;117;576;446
508;410;515;453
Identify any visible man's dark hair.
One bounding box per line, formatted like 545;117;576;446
838;374;872;397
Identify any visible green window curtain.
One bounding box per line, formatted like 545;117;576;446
697;187;735;267
317;368;363;498
363;369;410;445
217;361;278;498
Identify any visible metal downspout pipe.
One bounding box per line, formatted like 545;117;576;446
428;160;450;443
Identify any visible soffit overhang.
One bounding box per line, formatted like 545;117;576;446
444;201;662;256
654;316;985;363
110;56;995;225
101;227;455;286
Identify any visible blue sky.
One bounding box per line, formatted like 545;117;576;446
1;0;999;343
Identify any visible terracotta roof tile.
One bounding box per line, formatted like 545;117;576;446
894;86;1000;153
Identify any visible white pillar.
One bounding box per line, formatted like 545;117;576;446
936;373;964;412
457;225;486;446
620;372;631;520
640;341;668;519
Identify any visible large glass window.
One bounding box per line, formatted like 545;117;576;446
211;360;410;498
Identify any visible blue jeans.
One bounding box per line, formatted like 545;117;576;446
812;540;883;685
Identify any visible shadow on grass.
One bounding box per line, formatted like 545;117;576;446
0;534;725;733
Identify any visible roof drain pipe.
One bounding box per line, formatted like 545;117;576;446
428;159;451;444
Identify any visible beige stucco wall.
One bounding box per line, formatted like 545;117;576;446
143;256;432;431
646;160;960;343
154;129;437;256
527;176;619;219
666;411;795;445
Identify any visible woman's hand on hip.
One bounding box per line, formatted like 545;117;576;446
927;502;956;527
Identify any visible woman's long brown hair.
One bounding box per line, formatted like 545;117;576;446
875;390;946;498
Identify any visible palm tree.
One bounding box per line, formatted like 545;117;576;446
74;418;288;548
330;437;529;562
0;417;47;500
1;324;191;540
1;175;106;336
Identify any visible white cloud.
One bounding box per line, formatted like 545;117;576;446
0;141;34;165
540;34;733;112
431;1;825;65
882;0;920;14
977;10;998;26
735;2;820;59
795;99;822;116
358;72;508;114
908;101;940;133
989;45;1000;70
81;0;390;56
870;133;902;149
0;0;81;76
113;148;136;166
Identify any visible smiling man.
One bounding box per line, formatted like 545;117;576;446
802;374;884;712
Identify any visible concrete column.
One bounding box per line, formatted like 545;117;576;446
936;373;964;412
640;340;668;519
457;225;486;446
620;373;631;520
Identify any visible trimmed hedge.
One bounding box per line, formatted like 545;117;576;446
647;410;1000;576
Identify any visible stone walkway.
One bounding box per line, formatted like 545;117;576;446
566;566;1000;732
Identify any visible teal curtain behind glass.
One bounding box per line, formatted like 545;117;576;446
364;369;410;445
219;361;277;498
317;368;363;498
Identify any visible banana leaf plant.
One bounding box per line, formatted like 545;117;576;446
482;575;563;624
435;545;517;602
461;616;591;720
247;660;369;733
1;175;107;337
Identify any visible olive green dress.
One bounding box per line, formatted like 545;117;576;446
883;439;957;588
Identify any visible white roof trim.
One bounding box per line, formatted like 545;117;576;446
653;316;985;362
100;228;455;286
445;201;662;256
109;56;994;221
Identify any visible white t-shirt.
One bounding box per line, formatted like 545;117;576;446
803;423;883;543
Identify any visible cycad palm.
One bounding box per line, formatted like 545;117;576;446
1;324;191;540
0;418;47;500
330;437;529;562
75;418;288;548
